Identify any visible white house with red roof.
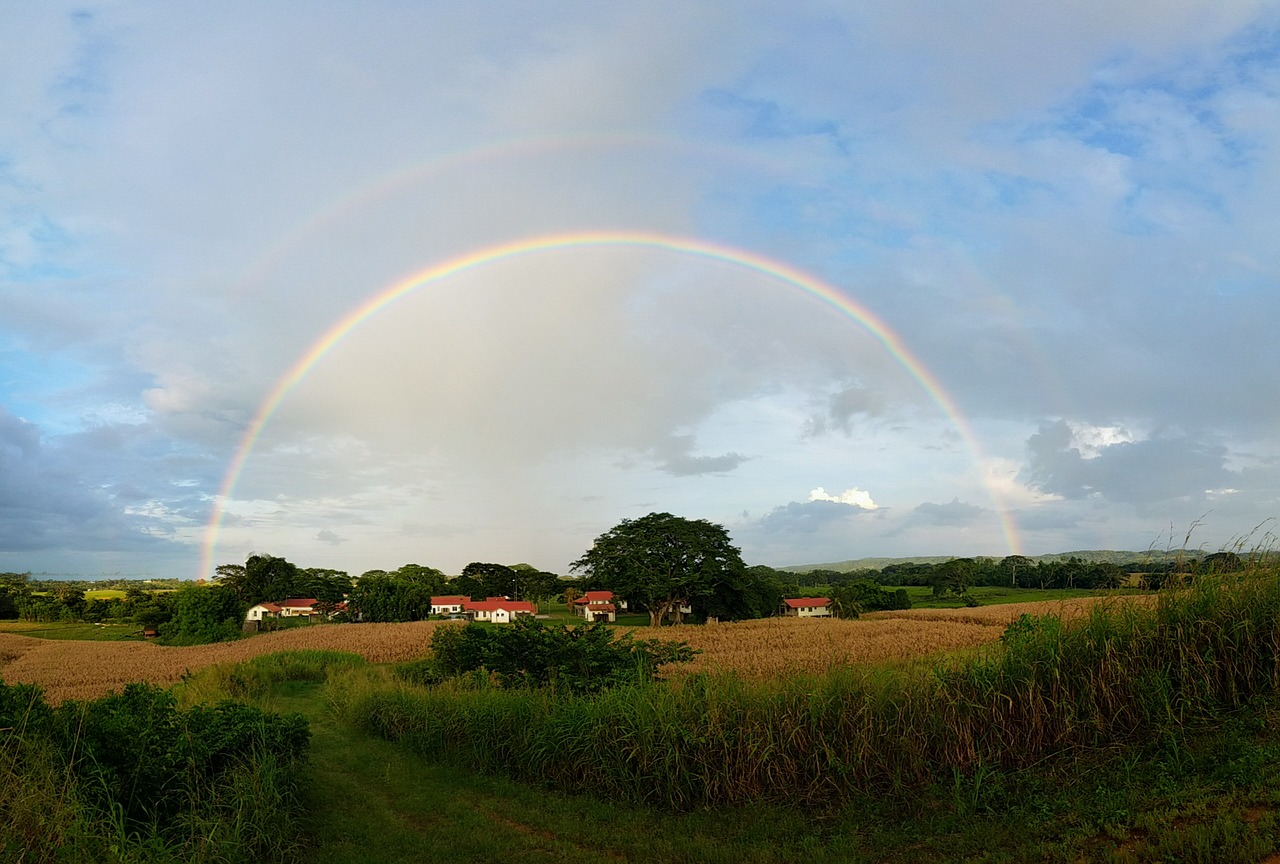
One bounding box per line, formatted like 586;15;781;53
246;597;345;624
781;597;833;618
572;590;628;622
278;598;321;617
463;597;536;624
430;595;469;616
245;601;284;622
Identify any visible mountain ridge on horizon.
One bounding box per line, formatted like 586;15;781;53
777;549;1213;573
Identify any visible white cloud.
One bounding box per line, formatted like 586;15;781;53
808;486;878;510
4;3;1280;574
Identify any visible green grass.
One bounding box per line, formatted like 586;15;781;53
271;677;1280;863
336;569;1280;811
84;589;127;600
0;620;143;641
903;585;1137;607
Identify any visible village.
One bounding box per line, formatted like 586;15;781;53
243;591;836;628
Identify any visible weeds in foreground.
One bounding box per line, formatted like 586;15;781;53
331;564;1280;810
0;675;311;863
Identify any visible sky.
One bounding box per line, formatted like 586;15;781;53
3;2;1279;579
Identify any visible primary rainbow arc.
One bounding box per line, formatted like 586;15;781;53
200;230;1021;577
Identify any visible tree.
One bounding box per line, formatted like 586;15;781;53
347;566;442;622
215;555;298;605
0;572;31;620
703;565;784;621
571;513;746;627
999;555;1033;589
932;558;977;599
296;568;354;602
462;562;519;598
159;584;245;645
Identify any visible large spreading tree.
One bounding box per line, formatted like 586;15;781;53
571;512;746;626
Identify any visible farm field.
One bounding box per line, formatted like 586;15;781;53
0;620;441;702
0;594;1139;703
902;584;1131;607
0;620;143;642
6;578;1280;862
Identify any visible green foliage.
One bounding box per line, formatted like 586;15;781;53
426;618;697;694
830;579;912;617
702;564;784;621
341;566;1280;813
572;512;747;626
158;584;245;645
348;565;445;622
176;650;368;706
0;678;309;862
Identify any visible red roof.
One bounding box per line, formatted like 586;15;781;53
574;590;614;604
281;598;319;608
584;602;616;613
256;602;283;613
463;597;535;614
782;597;831;608
431;596;468;606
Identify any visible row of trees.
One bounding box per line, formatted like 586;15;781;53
0;573;247;644
788;550;1249;595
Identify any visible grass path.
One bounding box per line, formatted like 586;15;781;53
277;682;869;863
273;678;1280;863
279;684;607;863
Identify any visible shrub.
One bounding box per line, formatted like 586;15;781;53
427;618;697;694
0;677;310;862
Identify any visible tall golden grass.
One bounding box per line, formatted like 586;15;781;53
0;621;440;703
0;595;1145;703
334;569;1280;810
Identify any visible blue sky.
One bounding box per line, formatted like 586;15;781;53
2;2;1279;578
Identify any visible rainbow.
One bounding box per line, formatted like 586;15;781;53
200;230;1022;577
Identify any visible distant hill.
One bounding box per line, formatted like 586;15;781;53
778;549;1202;574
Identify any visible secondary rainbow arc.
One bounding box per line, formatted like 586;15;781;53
200;230;1021;578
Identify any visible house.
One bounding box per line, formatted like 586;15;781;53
463;596;536;624
278;598;320;617
780;597;833;618
245;597;334;624
430;595;469;616
573;590;628;620
246;602;284;622
581;601;617;623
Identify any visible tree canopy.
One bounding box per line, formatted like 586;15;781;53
571;512;746;626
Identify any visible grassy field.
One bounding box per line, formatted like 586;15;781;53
903;584;1100;606
287;678;1280;863
0;620;142;641
0;597;1125;702
8;577;1280;862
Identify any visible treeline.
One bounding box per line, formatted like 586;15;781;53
779;550;1250;594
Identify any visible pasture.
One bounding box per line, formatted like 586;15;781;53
0;596;1121;703
6;580;1280;862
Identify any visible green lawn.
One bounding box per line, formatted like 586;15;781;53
272;676;1280;863
900;585;1137;608
0;620;144;641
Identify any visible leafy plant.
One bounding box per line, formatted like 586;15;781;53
426;618;698;694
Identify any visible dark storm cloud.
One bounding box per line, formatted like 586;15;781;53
913;498;988;526
1020;419;1236;506
753;499;878;535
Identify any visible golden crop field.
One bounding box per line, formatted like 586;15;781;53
0;596;1146;702
0;621;441;703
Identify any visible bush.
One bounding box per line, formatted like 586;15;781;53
1;678;310;862
158;584;246;645
427;618;697;694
